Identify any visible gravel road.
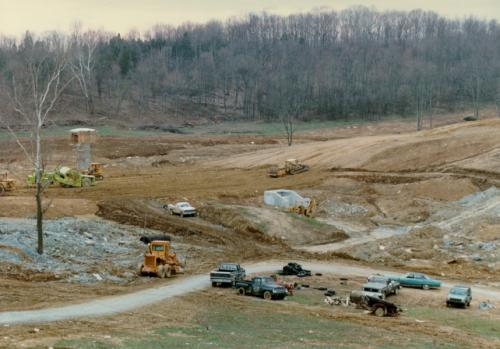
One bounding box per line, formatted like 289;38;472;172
1;260;499;325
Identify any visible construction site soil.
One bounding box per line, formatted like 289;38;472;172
1;112;500;347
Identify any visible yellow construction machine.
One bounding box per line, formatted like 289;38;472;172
138;240;184;278
87;162;104;180
0;172;15;195
268;159;309;178
289;198;317;217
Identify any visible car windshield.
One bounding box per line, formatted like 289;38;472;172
450;288;468;295
220;264;237;271
369;276;387;283
260;277;274;284
179;203;190;207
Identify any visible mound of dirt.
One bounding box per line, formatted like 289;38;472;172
96;199;291;261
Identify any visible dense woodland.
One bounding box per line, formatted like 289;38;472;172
0;7;499;126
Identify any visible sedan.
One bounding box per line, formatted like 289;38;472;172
390;272;441;290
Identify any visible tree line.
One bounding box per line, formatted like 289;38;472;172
1;7;499;126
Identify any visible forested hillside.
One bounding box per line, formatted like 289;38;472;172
0;7;499;125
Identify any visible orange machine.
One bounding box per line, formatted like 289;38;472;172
87;162;104;180
138;240;184;278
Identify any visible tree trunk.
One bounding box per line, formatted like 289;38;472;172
35;125;43;255
36;180;43;255
87;93;95;115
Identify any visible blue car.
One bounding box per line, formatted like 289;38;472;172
390;272;441;290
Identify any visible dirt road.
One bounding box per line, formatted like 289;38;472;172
1;260;499;325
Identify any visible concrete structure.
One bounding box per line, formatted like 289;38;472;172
263;189;310;208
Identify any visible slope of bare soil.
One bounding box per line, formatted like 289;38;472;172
210;119;500;173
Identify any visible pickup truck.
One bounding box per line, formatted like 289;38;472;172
447;285;472;308
362;275;401;299
235;276;288;300
163;202;197;217
210;263;246;287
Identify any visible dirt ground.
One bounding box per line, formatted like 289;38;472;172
1;112;500;347
2;273;499;349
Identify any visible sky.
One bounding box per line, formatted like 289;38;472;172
0;0;499;37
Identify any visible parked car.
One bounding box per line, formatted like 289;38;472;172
389;272;441;290
235;276;288;300
164;202;197;217
210;263;246;287
363;274;401;298
447;285;472;308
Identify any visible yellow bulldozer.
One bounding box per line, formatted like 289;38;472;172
138;239;184;278
87;162;104;180
289;198;317;217
0;172;15;195
268;159;310;178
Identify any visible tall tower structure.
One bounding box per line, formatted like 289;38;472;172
70;128;96;171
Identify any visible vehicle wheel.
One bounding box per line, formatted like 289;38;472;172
165;266;172;278
212;282;217;287
137;263;144;276
373;305;386;317
422;284;430;290
263;291;272;301
157;265;166;278
467;301;470;307
237;287;246;296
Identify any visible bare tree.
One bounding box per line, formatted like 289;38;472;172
1;32;73;254
70;26;99;115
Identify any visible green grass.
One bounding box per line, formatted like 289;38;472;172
256;222;269;233
0;118;379;141
406;306;500;340
287;212;327;227
193;119;373;136
50;300;474;349
0;125;168;140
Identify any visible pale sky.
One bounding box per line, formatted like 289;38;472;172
1;0;499;37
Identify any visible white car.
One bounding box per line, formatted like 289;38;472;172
164;202;197;217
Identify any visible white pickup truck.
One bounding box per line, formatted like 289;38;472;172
163;202;197;217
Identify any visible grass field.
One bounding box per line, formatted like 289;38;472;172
0;118;378;141
44;293;483;349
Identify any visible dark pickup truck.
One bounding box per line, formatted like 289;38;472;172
235;276;288;300
210;263;246;287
